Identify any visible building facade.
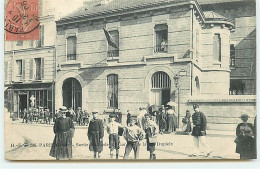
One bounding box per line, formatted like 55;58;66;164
55;0;239;123
4;0;56;118
199;0;256;95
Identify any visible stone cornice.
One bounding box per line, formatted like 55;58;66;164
4;45;55;54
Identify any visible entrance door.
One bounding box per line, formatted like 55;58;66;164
62;78;82;111
150;71;171;106
19;94;27;118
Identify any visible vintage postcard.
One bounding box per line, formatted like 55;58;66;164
4;0;257;160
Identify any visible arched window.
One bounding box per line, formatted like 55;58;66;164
151;71;171;89
107;74;118;109
150;72;171;106
195;76;200;95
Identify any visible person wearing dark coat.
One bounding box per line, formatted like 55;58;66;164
190;104;211;157
88;109;104;159
235;114;256;159
157;108;167;134
49;106;75;160
126;110;131;126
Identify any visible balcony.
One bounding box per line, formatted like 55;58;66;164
107;49;119;58
67;54;76;61
154;44;168;53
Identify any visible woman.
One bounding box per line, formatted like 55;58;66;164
235;114;256;159
49;106;75;160
166;106;177;133
182;110;192;134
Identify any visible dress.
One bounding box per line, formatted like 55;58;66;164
235;122;256;159
167;109;177;132
49;117;75;159
88;118;104;152
157;112;167;131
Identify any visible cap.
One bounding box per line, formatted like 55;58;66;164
193;104;199;109
240;114;249;118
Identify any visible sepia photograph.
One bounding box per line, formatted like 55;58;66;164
3;0;257;161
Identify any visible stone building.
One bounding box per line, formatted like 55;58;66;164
4;0;56;118
199;0;256;95
55;0;246;124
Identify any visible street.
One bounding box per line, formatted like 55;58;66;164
5;118;239;160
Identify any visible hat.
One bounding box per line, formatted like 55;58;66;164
60;106;68;113
109;113;116;118
78;107;81;110
240;114;249;118
92;109;98;113
186;110;190;112
193;104;199;109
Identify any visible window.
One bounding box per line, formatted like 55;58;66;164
107;74;118;109
230;44;235;67
107;30;119;57
154;24;168;53
16;60;22;76
34;58;44;80
67;36;77;60
229;79;245;95
213;34;221;62
16;41;23;46
36;25;44;48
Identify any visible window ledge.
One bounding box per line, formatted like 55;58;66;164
230;66;235;70
213;61;221;65
107;57;119;62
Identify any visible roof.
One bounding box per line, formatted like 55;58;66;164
204;11;232;22
198;0;255;5
58;0;190;22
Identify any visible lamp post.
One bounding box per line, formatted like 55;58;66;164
173;74;180;128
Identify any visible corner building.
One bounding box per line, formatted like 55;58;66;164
55;0;235;119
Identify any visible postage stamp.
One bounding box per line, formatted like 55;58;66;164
5;0;40;41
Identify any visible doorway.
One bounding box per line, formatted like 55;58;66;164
62;78;82;111
19;94;27;118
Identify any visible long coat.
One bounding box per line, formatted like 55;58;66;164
88;118;104;152
49;117;75;160
235;122;256;159
191;111;207;136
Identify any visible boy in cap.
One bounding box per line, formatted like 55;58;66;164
88;109;104;159
190;104;211;157
123;117;145;159
106;113;124;159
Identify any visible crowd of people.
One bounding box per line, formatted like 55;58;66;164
21;107;51;124
47;103;256;160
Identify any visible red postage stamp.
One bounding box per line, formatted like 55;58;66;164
5;0;40;41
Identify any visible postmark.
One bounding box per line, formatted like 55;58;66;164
5;0;40;41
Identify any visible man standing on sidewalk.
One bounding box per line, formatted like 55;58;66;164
88;109;104;159
190;104;211;157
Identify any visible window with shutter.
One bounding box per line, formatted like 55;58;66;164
67;36;77;60
154;24;168;53
41;58;44;79
35;58;41;80
22;60;26;80
29;59;34;80
40;25;44;46
230;44;235;67
16;60;22;76
213;34;221;62
107;74;118;109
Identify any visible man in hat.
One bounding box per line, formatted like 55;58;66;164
106;113;124;159
190;104;211;157
123;117;145;159
87;109;104;159
44;109;51;124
